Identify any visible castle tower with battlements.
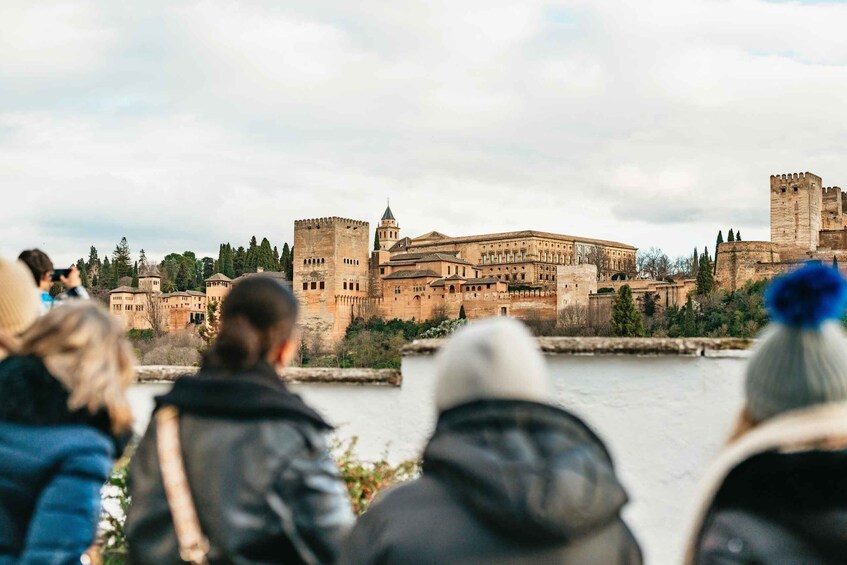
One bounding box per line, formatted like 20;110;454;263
293;217;371;344
770;172;823;252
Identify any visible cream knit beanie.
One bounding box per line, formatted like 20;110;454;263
746;263;847;423
0;258;40;335
434;317;552;412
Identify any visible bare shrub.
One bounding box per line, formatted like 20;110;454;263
139;331;204;366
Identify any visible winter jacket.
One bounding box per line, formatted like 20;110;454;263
0;355;125;565
685;402;847;564
340;400;643;565
126;361;354;565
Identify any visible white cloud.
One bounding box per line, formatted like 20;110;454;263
2;0;847;267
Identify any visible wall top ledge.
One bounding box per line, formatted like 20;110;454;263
135;366;401;386
402;337;754;358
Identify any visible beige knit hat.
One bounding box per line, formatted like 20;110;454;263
0;258;40;335
434;317;553;412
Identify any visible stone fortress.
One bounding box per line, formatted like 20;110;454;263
293;206;640;343
715;171;847;291
110;171;830;338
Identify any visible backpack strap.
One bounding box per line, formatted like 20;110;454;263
156;405;210;565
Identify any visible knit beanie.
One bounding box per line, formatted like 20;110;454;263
0;258;40;335
745;263;847;423
434;317;552;413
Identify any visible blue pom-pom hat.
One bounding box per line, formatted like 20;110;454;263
764;262;847;329
746;262;847;423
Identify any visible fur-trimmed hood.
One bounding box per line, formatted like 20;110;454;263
683;402;847;564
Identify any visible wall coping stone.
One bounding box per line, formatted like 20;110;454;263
135;365;401;386
402;337;754;358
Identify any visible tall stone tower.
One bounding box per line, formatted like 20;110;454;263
377;204;400;251
770;172;822;252
293;217;370;345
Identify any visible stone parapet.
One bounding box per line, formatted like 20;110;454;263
402;337;753;357
135;365;401;386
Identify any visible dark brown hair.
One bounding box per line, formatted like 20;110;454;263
204;277;298;373
18;249;53;285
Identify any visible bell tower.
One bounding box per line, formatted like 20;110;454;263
377;202;400;251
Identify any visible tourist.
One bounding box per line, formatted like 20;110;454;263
685;263;847;563
126;277;354;564
0;257;40;360
18;248;89;314
340;317;643;565
0;302;134;562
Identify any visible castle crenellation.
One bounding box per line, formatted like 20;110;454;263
717;170;847;292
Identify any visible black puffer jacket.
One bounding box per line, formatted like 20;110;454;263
687;403;847;564
340;400;642;565
126;362;354;565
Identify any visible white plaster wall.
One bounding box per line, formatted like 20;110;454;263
129;351;748;565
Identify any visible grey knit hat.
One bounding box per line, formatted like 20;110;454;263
434;317;552;412
746;263;847;423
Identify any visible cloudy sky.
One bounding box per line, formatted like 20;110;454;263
2;0;847;267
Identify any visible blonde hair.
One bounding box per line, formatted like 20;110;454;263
19;302;135;434
727;407;757;444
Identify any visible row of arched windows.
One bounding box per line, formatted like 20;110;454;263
304;258;325;265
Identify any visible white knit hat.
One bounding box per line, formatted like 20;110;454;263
746;263;847;423
0;258;40;335
434;317;553;412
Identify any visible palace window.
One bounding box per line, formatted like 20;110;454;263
311;282;317;290
320;282;325;289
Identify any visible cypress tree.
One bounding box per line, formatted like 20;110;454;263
273;246;280;271
131;261;139;287
834;256;839;270
727;229;735;242
611;285;645;337
458;305;467;319
223;245;235;278
286;246;294;280
696;248;714;295
374;231;380;251
683;296;697;337
735;230;742;241
714;231;724;275
101;257;112;289
234;246;246;277
692;248;699;278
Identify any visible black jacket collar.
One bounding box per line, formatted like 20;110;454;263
156;361;332;430
0;355;129;453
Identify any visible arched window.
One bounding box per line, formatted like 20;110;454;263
449;285;456;293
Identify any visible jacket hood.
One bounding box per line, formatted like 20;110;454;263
423;400;629;543
0;354;128;453
683;401;847;564
156;361;332;430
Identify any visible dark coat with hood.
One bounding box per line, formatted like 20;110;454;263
125;361;354;565
0;355;126;565
686;402;847;565
340;400;642;565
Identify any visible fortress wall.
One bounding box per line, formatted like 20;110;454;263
714;241;782;292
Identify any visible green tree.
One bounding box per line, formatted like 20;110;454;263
285;246;294;280
692;248;699;278
727;229;735;242
714;231;723;274
611;285;645;337
258;238;275;271
202;257;215;280
834;256;839;270
100;257;112;289
374;231;380;251
111;237;132;288
696;248;714;295
281;243;291;277
458;305;467;319
75;258;89;287
131;261;139;288
138;249;149;273
223;244;235;278
683;296;697;337
735;230;742;241
273;245;281;271
234;246;246;277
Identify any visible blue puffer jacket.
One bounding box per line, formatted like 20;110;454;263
0;355;123;565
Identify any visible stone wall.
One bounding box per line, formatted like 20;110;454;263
714;240;783;291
